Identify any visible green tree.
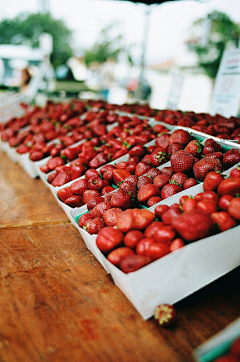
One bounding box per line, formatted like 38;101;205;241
0;12;73;69
83;23;130;67
189;11;240;79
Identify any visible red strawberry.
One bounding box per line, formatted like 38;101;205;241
211;211;236;232
222;148;240;169
196;198;218;214
170;172;188;187
57;186;74;202
161;205;182;225
170;150;194;173
112;169;131;186
202;139;223;155
230;165;240;178
83;189;101;204
172;209;214;242
103;207;123;227
124;175;138;186
124;230;144;249
217;177;240;196
155;133;170;150
167;142;184;156
161;183;183;199
84;217;105;234
90;201;112;218
154;204;169;220
153;174;170;188
137;175;153;189
87;196;104;211
110;190;132;209
150;148;168;167
119;254;151;273
183;178;198;189
51;172;72;187
161;166;174;178
71;179;88;195
87;176;104;191
137;184;160;203
135;161;153;177
144;168;162;179
184;140;202;158
147;196;162;207
193;156;223;181
203;171;225;192
64;195;84;208
169;129;192;146
128;144;146;158
227;197;240;220
119;180;138;198
78;213;93;228
218;194;233;210
116;208;155;233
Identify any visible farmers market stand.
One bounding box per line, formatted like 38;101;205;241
0;148;239;362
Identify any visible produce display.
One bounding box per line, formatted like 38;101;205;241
0;97;240;323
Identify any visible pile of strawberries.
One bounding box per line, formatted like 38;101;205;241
95;169;240;273
154;109;240;141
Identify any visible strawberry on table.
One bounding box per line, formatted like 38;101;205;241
170;150;194;173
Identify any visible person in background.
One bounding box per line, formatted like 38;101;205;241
20;67;32;94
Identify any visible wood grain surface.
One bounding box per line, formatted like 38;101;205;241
0;149;239;362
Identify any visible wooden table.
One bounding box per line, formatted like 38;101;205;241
0;149;239;362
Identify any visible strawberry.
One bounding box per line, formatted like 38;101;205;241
167;142;184;156
184;140;202;158
112;169;131;186
147;196;162;207
116;209;155;233
218;177;240;196
160;183;183;199
193;156;223;181
161;205;182;225
155;133;170;151
218;194;233;210
71;179;88;195
135;161;153;177
90;201;112;218
128;144;146;158
57;186;74;202
154;204;169;220
51;172;72;187
230;165;240;178
124;230;144;248
170;150;194;173
169;129;192;146
144;220;164;238
103;208;123;227
64;195;84;208
170;172;188;187
211;211;237;232
137;184;160;203
154;304;177;327
183;178;198;189
161;166;174;177
119;254;151;273
227;197;240;220
85;168;100;180
83;189;101;204
137;176;153;189
144;168;162;179
87;196;104;211
119;180;137;198
203;171;225;192
124;175;138;186
222;148;240;169
202;139;223;155
78;213;93;228
110;190;132;209
153;174;170;188
84;217;105;235
172;209;214;242
196;198;218;214
150;148;168;167
87;177;104;191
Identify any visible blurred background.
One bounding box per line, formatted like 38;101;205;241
0;0;240;113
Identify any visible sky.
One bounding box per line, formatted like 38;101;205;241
0;0;240;65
